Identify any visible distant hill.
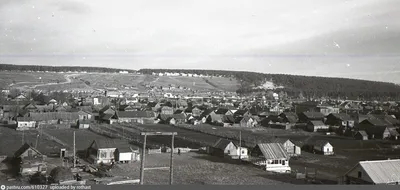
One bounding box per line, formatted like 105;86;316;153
139;69;400;100
0;64;136;73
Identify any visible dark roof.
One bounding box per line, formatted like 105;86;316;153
174;110;185;114
172;114;186;120
101;113;114;120
14;143;42;158
213;139;236;150
215;108;230;115
308;120;326;126
280;112;298;123
361;119;388;127
233;109;249;117
302;112;325;119
29;112;80;121
222;115;235;123
117;111;154;118
314;140;331;147
91;139;132;149
329;113;353;121
356;130;368;137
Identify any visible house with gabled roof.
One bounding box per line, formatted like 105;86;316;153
313;140;334;155
279;112;298;124
270;138;301;157
208;139;248;159
14;143;47;176
115;111;155;124
307;120;329;132
240;116;255;128
221;115;236;127
354;130;368;140
86;139;138;164
251;143;291;173
326;113;355;128
341;159;400;184
298;112;325;123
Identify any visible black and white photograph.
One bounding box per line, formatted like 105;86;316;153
0;0;400;187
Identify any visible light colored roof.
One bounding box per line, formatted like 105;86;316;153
356;130;368;137
314;140;331;147
255;143;288;159
358;159;400;184
309;120;325;126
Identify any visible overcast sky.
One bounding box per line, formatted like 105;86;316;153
1;0;400;83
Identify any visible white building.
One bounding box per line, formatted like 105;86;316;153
251;143;291;173
16;118;36;130
313;141;334;155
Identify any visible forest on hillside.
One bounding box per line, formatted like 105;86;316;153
139;69;400;100
0;64;136;73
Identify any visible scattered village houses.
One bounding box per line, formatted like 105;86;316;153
270;138;301;157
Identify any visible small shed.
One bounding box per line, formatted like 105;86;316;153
313;141;334;155
77;120;90;129
354;130;368;140
115;146;140;163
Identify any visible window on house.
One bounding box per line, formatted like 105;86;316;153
282;160;286;165
100;151;107;158
242;150;245;154
28;150;32;157
278;160;282;164
358;171;362;178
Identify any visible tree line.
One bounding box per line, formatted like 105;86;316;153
0;64;136;73
139;69;400;101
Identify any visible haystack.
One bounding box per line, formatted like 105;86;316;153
50;167;74;183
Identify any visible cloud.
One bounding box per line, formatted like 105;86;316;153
0;0;399;83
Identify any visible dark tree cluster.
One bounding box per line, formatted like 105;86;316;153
0;64;136;73
139;69;400;100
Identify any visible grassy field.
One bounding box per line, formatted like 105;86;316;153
42;128;116;151
133;123;400;182
106;152;294;185
0;125;62;156
75;73;147;91
0;71;66;89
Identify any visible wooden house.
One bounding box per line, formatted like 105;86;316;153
77;110;92;120
86;139;135;164
354;130;368;140
77;120;90;129
221;115;236;127
208;139;248;159
115;146;140;163
14;143;47;176
313;141;334;155
115;111;155;124
16;117;37;130
326;113;355;128
271;138;301;157
160;106;174;115
171;114;186;125
341;159;400;185
358;119;391;139
298;112;325;123
251;143;291;173
307;120;329;132
279;112;298;124
240;116;255;128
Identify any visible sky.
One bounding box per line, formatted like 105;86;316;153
1;0;400;83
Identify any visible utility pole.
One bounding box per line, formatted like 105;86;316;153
239;131;242;160
170;134;175;185
139;134;147;185
73;131;76;168
22;130;24;145
35;134;39;149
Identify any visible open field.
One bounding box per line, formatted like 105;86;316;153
106;152;295;185
75;73;148;91
131;123;400;182
0;125;62;156
42;128;117;150
0;71;66;90
2;71;239;93
148;76;238;92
